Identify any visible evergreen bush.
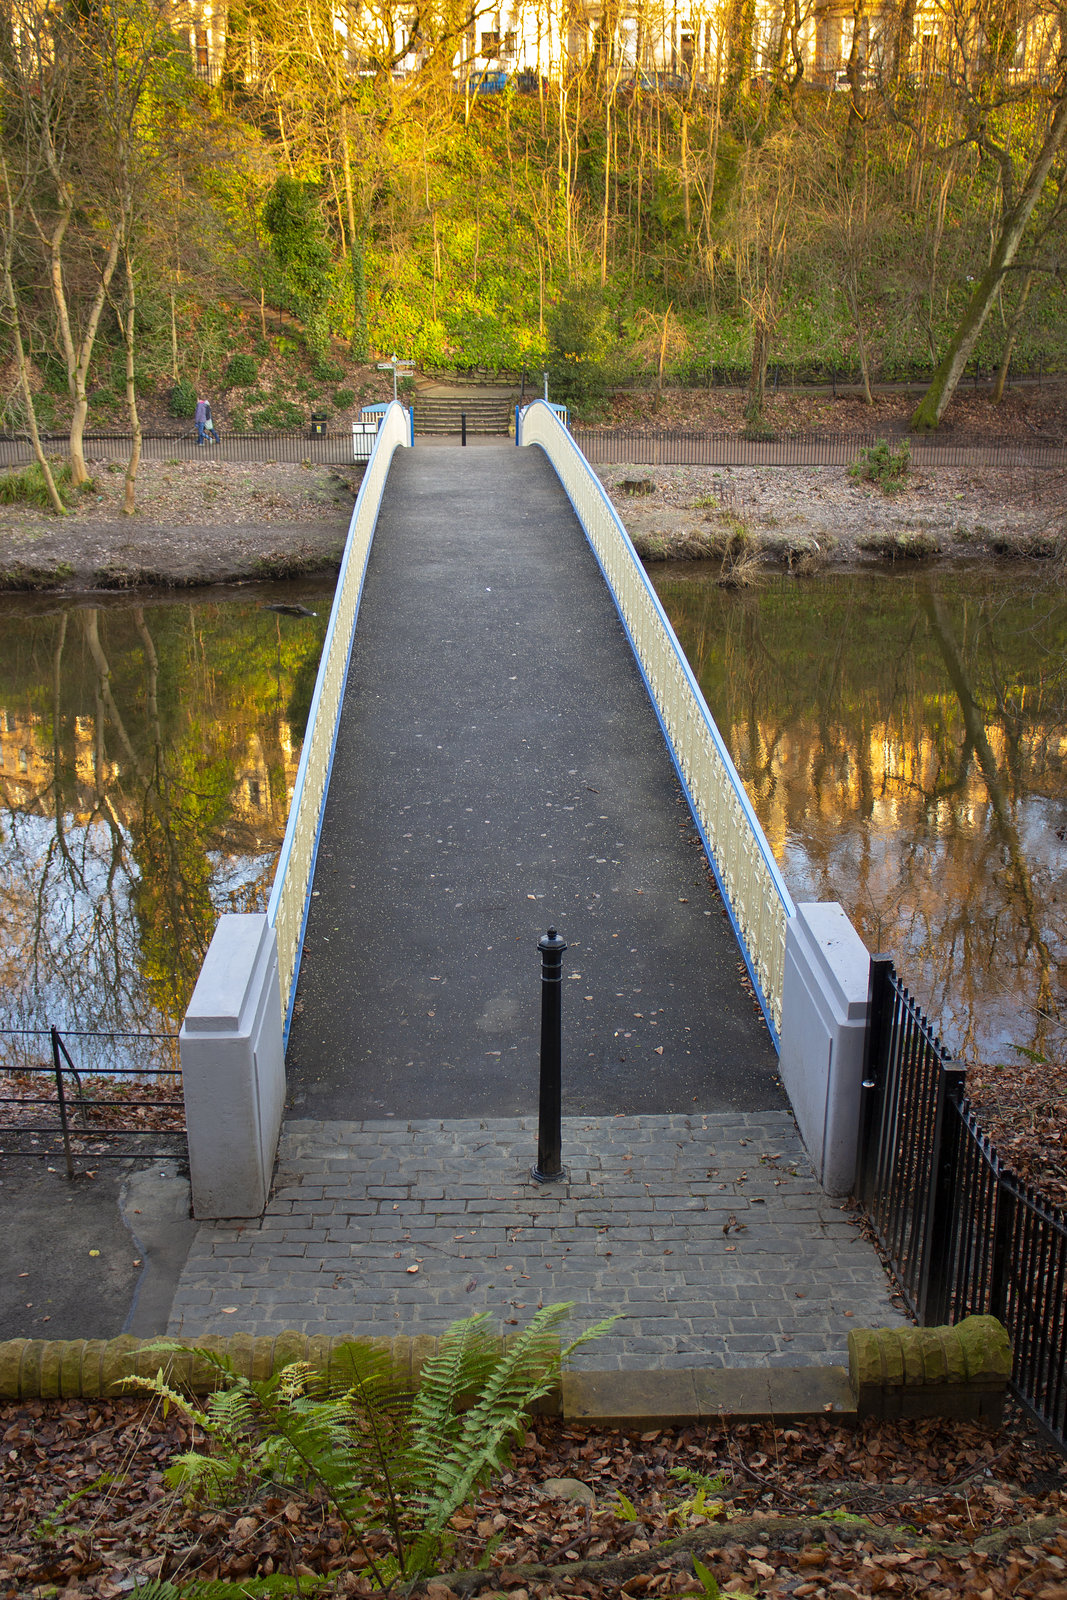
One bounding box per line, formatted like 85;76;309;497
169;379;197;418
849;437;911;494
546;287;613;414
223;352;258;387
251;398;304;430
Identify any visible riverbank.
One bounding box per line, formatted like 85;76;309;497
607;458;1066;572
0;458;361;591
0;449;1063;591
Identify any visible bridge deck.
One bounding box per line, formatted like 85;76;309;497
167;448;907;1362
286;446;779;1119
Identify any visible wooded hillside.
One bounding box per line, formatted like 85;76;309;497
2;0;1066;495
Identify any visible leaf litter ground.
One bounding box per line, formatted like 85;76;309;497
2;1399;1065;1598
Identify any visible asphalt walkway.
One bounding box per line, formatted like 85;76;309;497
284;445;780;1120
166;444;905;1363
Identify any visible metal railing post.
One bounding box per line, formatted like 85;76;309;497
51;1026;75;1181
532;927;567;1184
461;412;467;446
918;1058;967;1325
990;1174;1017;1324
855;953;893;1205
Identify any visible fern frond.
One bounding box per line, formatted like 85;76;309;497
120;1371;210;1430
407;1312;498;1489
417;1304;586;1535
562;1313;620;1359
128;1575;327;1598
275;1362;313;1401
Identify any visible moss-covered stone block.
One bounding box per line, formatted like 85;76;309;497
0;1331;566;1408
848;1316;1011;1424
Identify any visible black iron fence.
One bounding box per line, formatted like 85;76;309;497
0;1026;185;1175
5;426;1064;472
857;956;1067;1448
571;427;1067;470
0;430;371;467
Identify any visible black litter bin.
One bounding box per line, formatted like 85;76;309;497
310;412;328;437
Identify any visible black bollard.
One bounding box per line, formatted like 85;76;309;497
461;412;467;446
532;926;567;1184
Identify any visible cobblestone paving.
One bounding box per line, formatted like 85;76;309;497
169;1113;906;1368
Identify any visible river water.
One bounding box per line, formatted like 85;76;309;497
651;564;1067;1069
1;569;1063;1077
0;586;330;1069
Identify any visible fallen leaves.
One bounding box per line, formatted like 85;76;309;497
0;1399;1065;1599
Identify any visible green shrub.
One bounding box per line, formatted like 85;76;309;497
312;357;346;383
0;460;79;510
39;351;70;395
332;387;356;409
223;352;258;387
169;379;197;419
251;398;304;430
546;287;614;415
741;418;777;442
849;437;911;494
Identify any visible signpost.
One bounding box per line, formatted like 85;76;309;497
376;353;415;404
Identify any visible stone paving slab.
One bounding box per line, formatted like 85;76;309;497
168;1113;906;1367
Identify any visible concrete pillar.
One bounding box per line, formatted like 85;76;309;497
180;914;286;1219
778;902;870;1195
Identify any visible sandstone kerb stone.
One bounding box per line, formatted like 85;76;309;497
848;1315;1011;1423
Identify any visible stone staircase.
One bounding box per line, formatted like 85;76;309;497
413;393;516;436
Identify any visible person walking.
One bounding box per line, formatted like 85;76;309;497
195;396;216;445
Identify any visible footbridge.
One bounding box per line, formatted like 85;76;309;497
173;401;900;1368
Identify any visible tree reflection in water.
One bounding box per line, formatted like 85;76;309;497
652;567;1067;1068
0;593;328;1066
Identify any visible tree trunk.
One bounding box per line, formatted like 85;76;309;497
340;101;368;362
992;271;1033;403
658;302;673;394
911;92;1067;431
122;249;142;516
170;291;178;380
63;223;122;485
746;314;769;421
0;163;66;515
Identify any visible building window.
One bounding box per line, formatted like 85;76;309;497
18;749;28;773
195;27;209;74
503;29;516;55
247;777;262;808
481;30;500;55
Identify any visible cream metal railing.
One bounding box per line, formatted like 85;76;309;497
518;400;795;1040
267;402;411;1034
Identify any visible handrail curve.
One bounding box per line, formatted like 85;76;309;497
267;402;410;1035
518;400;794;1038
